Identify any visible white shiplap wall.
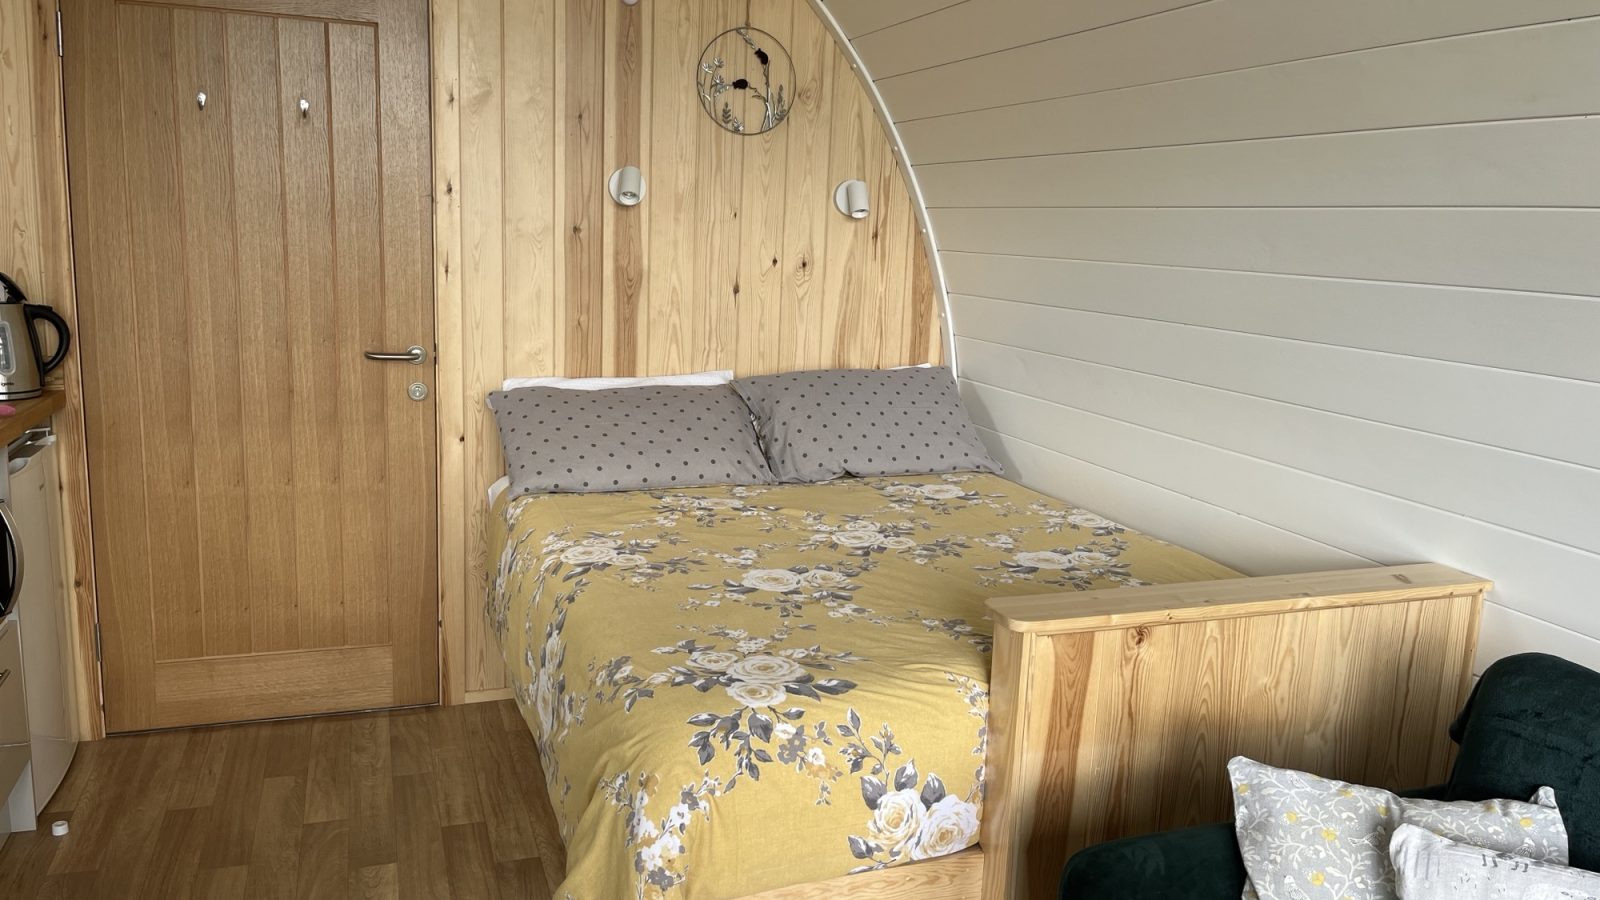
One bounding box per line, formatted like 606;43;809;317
827;0;1600;672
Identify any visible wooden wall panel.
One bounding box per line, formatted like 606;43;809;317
11;0;939;720
434;0;940;699
3;0;103;737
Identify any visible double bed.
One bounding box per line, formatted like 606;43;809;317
487;471;1235;897
481;369;1488;899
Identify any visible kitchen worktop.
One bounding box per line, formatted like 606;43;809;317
0;392;63;449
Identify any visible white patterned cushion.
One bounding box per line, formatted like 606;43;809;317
1230;758;1567;900
1391;824;1600;899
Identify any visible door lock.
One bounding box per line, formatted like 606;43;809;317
408;382;429;401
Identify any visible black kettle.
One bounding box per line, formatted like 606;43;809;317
0;272;71;400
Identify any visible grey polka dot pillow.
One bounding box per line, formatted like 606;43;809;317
732;366;1002;483
489;385;775;497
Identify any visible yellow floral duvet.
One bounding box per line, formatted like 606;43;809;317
487;473;1236;899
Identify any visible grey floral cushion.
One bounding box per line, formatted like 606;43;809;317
731;366;1002;483
1230;757;1568;900
489;385;774;497
1390;824;1600;899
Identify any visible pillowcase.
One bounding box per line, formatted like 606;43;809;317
489;370;733;409
1391;824;1600;899
489;384;774;497
1230;757;1567;900
731;366;1002;483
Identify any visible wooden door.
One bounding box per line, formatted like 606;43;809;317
64;0;437;731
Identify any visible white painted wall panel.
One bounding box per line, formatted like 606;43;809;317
840;6;1600;670
941;256;1600;384
952;296;1600;471
898;21;1600;163
879;2;1600;120
825;0;965;39
919;119;1600;209
961;381;1600;646
852;0;1200;79
958;338;1600;556
937;208;1600;297
977;427;1370;575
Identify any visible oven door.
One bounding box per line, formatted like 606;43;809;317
0;500;20;617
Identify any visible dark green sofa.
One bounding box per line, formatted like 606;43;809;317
1059;653;1600;899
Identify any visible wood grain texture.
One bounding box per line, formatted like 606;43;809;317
989;563;1491;633
432;0;941;698
981;566;1486;899
0;701;562;899
65;0;438;731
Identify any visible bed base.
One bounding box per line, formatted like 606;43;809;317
512;563;1484;899
739;563;1487;899
980;562;1486;899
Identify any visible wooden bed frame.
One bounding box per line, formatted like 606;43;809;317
743;562;1488;900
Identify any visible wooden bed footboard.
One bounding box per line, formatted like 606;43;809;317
980;563;1489;899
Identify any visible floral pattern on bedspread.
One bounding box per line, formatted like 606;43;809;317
488;473;1236;899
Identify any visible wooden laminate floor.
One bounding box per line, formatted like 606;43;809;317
0;701;566;899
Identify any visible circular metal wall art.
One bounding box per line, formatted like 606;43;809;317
697;27;794;135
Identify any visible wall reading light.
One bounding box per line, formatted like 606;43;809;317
834;180;870;220
610;166;646;207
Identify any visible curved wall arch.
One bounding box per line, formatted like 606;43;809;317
827;0;1600;672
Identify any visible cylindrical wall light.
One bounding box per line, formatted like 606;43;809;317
834;179;869;220
610;166;646;207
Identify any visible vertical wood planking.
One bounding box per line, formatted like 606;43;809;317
460;0;502;696
606;0;648;376
375;0;440;707
118;6;204;664
43;0;945;719
734;5;791;376
983;576;1484;898
690;0;746;373
563;0;606;377
67;0;154;730
277;18;343;651
433;0;941;698
643;0;693;377
432;0;468;705
226;12;298;657
21;0;102;738
820;45;873;366
65;0;438;729
172;9;250;658
458;0;507;696
329;23;387;647
777;1;833;371
0;0;44;286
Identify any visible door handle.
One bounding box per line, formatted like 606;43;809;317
363;346;427;365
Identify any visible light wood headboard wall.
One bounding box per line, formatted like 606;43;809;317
432;0;941;699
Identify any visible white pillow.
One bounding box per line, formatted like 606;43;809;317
1391;824;1600;899
487;475;512;508
487;370;734;411
500;369;732;393
1230;758;1567;900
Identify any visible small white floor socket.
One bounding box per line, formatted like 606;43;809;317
50;820;69;837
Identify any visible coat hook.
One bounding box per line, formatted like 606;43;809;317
196;91;207;111
298;97;310;118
